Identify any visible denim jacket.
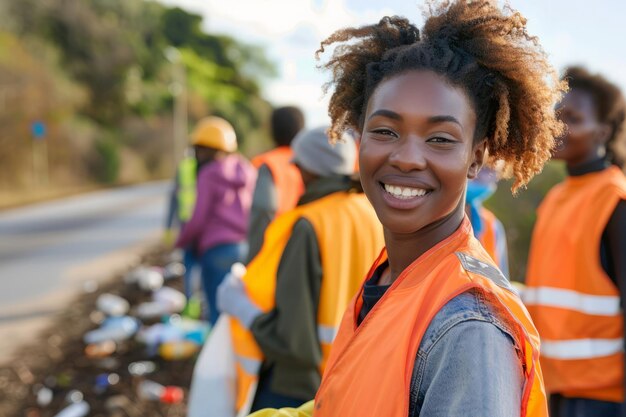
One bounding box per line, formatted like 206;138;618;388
409;289;524;417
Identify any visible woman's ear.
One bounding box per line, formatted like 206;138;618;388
596;123;611;146
468;139;487;179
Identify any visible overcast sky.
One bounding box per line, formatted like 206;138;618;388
160;0;626;127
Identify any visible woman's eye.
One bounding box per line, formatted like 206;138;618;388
427;136;455;143
370;128;397;137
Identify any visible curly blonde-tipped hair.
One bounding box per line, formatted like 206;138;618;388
316;0;567;191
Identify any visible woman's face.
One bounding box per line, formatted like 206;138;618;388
359;70;484;235
553;88;608;165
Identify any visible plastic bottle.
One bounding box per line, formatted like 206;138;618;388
152;287;186;313
137;379;164;401
137;268;164;291
162;262;186;280
84;340;116;358
95;294;129;317
34;385;53;407
134;301;172;320
135;323;185;346
83;316;140;344
128;361;157;376
166;316;210;345
52;401;89;417
137;380;184;404
93;373;119;395
158;340;199;360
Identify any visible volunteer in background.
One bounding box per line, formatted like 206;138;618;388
164;146;199;300
176;116;256;325
248;106;305;261
525;66;626;417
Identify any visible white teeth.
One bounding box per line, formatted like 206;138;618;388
383;183;428;199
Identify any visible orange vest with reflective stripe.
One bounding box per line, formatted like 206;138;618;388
252;147;304;215
230;191;384;412
314;219;547;417
479;207;499;265
525;166;626;402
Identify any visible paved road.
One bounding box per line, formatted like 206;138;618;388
0;181;171;361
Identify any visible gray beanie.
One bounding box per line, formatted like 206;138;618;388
291;126;356;177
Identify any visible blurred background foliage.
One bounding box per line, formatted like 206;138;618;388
485;162;567;283
0;0;276;189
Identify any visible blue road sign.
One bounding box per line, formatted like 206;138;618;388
31;121;46;140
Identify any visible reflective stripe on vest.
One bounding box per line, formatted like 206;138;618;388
231;191;384;413
317;324;337;345
252;147;303;215
176;157;197;222
315;218;547;417
541;338;624;360
523;287;621;316
525;166;626;402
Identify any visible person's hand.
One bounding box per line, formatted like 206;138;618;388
217;268;261;328
162;228;176;248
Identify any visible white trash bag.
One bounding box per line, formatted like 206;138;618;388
188;314;238;417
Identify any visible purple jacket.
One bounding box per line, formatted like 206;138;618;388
176;154;256;254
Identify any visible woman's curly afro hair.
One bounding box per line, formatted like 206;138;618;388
316;0;567;191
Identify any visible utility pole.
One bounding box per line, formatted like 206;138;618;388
165;47;188;175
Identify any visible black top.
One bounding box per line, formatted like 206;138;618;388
566;159;626;288
357;262;391;325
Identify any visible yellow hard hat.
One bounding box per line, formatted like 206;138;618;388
190;116;237;152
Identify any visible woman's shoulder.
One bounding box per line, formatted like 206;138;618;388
419;289;518;355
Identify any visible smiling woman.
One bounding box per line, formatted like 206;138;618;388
305;1;566;416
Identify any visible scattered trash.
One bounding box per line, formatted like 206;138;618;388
83;316;140;344
52;400;89;417
162;262;185;280
34;385;53;407
137;380;184;404
159;340;200;360
134;287;186;319
153;287;186;313
84;340;116;358
96;294;129;317
128;361;157;377
65;390;83;404
93;373;119;395
125;266;165;291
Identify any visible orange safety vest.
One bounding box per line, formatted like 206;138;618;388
252;147;304;216
231;191;384;412
525;166;626;402
478;207;499;266
315;219;547;417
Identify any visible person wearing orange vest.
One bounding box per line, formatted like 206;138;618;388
247;106;305;262
216;126;384;413
465;167;509;277
524;67;626;417
244;1;568;416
